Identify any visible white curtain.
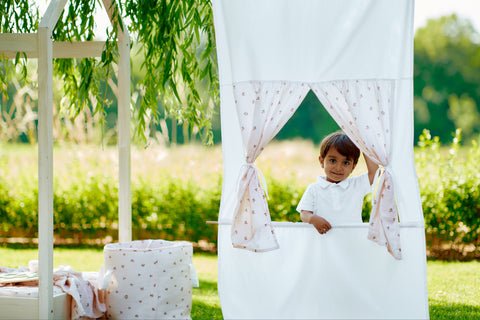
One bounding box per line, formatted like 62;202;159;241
311;80;402;259
231;80;402;259
231;81;310;251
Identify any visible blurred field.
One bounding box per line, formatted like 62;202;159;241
0;139;371;187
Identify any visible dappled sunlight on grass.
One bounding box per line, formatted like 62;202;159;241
428;261;480;304
428;260;480;319
0;245;105;272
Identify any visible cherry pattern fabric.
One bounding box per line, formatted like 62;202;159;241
311;80;401;259
231;81;310;252
103;240;198;319
231;80;401;259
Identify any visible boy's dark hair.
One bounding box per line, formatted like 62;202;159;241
320;131;360;165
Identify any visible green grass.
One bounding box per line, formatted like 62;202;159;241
190;253;223;319
0;245;105;272
0;246;222;319
427;260;480;320
1;247;479;319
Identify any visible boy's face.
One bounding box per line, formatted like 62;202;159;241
319;147;356;183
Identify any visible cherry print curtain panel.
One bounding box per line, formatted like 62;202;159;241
231;81;311;251
311;80;402;259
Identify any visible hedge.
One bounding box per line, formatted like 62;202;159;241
0;132;479;259
416;130;480;259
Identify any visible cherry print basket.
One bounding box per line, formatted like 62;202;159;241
103;240;198;319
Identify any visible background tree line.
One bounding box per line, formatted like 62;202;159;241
1;10;479;145
278;14;480;144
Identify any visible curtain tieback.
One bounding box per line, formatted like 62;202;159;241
382;164;394;176
242;163;270;200
372;164;394;186
371;164;395;207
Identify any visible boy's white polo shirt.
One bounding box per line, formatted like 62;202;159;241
296;173;372;225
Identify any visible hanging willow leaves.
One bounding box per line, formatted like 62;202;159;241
0;0;38;33
0;0;38;98
52;0;120;131
124;0;217;143
1;0;218;143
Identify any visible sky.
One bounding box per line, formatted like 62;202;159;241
414;0;480;31
36;0;480;39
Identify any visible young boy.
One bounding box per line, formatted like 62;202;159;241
297;131;378;234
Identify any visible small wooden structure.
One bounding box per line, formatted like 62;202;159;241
0;0;132;318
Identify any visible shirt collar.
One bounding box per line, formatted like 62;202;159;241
317;176;350;189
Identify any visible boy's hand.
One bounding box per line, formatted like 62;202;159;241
310;215;332;234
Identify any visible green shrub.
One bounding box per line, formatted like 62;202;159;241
53;170;118;241
266;172;304;222
0;174;37;238
416;129;480;258
1;133;479;259
131;173;221;243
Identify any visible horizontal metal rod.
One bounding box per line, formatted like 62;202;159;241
206;221;424;228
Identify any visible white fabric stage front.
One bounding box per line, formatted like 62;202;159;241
213;0;429;319
219;223;428;319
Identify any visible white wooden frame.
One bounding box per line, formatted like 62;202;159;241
0;0;131;318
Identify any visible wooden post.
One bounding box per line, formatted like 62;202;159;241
101;0;132;243
0;0;132;317
37;1;68;318
117;31;132;243
37;26;54;320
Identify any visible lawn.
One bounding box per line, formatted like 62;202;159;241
1;246;479;320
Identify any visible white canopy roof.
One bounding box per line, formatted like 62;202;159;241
216;0;413;83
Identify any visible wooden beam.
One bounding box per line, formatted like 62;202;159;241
0;33;37;54
101;0;133;243
37;27;54;320
39;0;68;30
52;41;106;58
0;41;107;59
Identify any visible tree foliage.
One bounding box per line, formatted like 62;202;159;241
0;0;38;97
2;5;480;145
1;0;217;143
125;0;217;142
0;0;38;33
414;14;480;142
